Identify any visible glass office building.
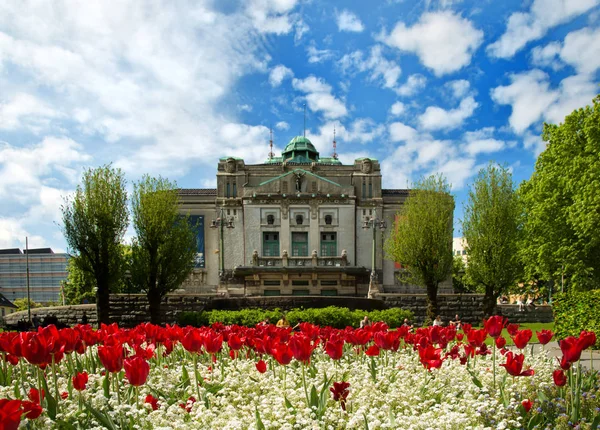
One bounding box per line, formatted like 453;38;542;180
0;248;68;304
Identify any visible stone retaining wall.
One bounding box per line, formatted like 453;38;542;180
3;304;98;328
496;304;554;324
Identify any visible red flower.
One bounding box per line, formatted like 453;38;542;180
0;399;23;430
203;332;223;355
5;355;19;366
325;338;344;360
467;328;487;347
500;352;534;377
28;388;44;404
365;345;380;356
553;369;567;386
145;394;159;411
72;372;88;391
124;356;150;387
484;316;506;338
495;336;507;349
521;399;533;413
536;329;553;345
579;331;597;350
560;336;584;364
506;323;519;337
272;344;293;366
227;334;243;351
512;329;532;349
98;343;124;373
181;330;203;353
255;359;267;373
418;344;443;370
179;396;196;413
330;381;350;410
289;334;315;364
22;401;42;420
60;392;68;400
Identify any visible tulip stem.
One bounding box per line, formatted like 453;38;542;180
301;363;309;406
52;355;60;414
192;353;201;401
492;342;496;391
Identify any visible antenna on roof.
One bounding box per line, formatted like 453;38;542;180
332;126;338;159
268;127;274;160
303;103;306;137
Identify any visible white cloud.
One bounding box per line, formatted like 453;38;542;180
345;118;385;144
446;80;471;99
0;217;48;250
382;11;483;76
560;26;600;74
487;0;599;58
461;127;511;156
294;19;309;44
237;104;253;112
0;93;61;131
390;101;405;116
275;121;289;130
389;122;418;142
339;45;402;91
419;96;479;131
523;131;547;156
269;64;294;87
490;69;597;134
336;10;365;33
307;43;334;64
531;42;563;70
395;74;427;97
292;76;348;119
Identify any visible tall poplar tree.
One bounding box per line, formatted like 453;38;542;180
61;165;129;324
462;163;522;317
385;175;454;323
130;175;197;324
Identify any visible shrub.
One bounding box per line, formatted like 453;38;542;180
177;306;414;329
553;290;600;348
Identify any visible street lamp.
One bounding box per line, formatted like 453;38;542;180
362;209;387;298
210;206;234;280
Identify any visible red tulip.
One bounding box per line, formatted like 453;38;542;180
204;332;223;355
553;369;567;386
484;316;506;338
579;331;597;350
521;399;533;413
255;359;267;373
28;388;44;405
365;345;380;356
98;343;124;373
560;336;584;364
181;330;203;353
272;344;293;365
179;396;196;413
0;399;23;430
124;356;150;386
495;336;507;349
61;392;68;400
512;329;532;349
500;352;534;377
20;331;53;367
536;329;553;345
227;334;243;351
330;381;350;410
418;344;443;370
145;394;159;411
325;339;344;360
289;334;315;364
72;372;88;391
467;328;487;347
22;401;42;420
506;323;519;337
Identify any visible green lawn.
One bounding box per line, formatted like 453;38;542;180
473;322;556;346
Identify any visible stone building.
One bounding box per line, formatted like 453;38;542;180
178;136;452;296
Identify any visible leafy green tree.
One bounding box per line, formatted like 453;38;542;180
520;95;600;291
130;176;197;325
385;175;454;323
452;255;475;294
61;165;129;324
61;257;96;305
13;298;43;312
462;163;522;317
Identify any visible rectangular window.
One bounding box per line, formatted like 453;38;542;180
226;183;230;198
320;233;337;256
282;181;288;193
362;180;366;197
264;290;281;296
368;182;373;198
233;183;237;197
321;289;338;296
312;181;317;193
263;280;281;286
292;289;309;295
292;280;310;286
263;232;280;256
320;280;338;286
291;232;308;256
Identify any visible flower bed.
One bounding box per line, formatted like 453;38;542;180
0;317;598;429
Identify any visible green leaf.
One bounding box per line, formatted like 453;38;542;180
40;374;57;420
55;419;77;430
527;413;544;429
102;373;110;399
181;365;190;388
84;401;118;430
363;413;370;430
310;385;319;409
284;396;296;414
255;407;266;430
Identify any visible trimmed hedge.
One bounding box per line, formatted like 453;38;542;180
553;290;600;348
178;306;413;329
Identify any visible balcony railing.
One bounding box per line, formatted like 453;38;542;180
254;254;348;268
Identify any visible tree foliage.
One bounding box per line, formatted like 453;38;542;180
130;175;197;324
384;175;454;323
13;298;43;312
519;95;600;291
61;165;129;324
452;255;475;294
462;163;522;316
61;257;96;305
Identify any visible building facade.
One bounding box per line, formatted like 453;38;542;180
178;136;452;296
0;248;68;304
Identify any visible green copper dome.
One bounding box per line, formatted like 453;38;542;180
282;136;319;162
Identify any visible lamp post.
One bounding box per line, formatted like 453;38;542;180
362;209;387;298
210;206;234;283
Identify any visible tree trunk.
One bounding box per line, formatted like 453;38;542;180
96;281;110;325
425;282;439;325
483;285;498;319
148;289;162;325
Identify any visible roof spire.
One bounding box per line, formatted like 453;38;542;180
332;126;338;159
303;103;306;137
268;127;274;160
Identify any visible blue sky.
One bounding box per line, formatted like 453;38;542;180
0;0;599;251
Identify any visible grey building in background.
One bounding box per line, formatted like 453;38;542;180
0;248;68;304
179;136;453;296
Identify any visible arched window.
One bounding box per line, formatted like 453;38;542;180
267;214;275;225
324;214;333;225
296;214;304;225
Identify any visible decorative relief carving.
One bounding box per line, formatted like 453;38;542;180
224;157;237;173
361;159;373;174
